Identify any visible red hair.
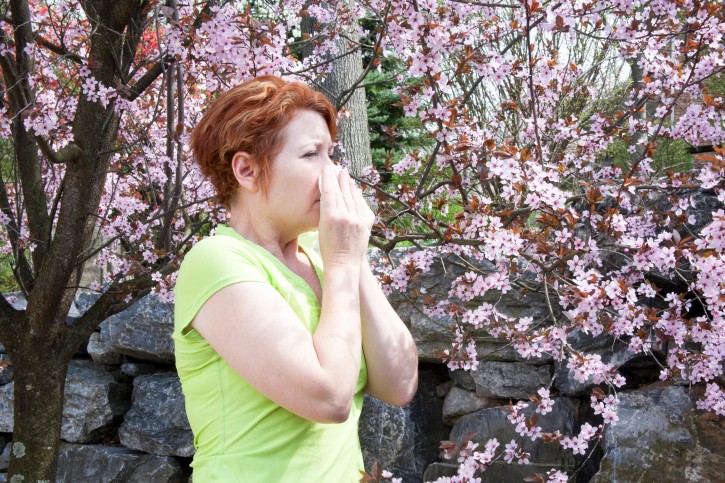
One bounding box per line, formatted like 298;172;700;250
190;76;338;207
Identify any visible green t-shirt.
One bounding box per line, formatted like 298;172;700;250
173;225;368;482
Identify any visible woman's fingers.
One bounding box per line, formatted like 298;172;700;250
320;165;370;225
338;169;356;214
349;176;374;229
319;165;341;211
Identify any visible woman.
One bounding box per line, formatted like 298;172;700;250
173;76;418;482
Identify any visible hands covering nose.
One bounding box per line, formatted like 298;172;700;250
318;166;375;269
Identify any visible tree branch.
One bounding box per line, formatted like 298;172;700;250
0;156;34;288
122;0;218;101
35;136;83;164
122;60;167;101
65;250;184;352
34;34;83;64
449;0;521;7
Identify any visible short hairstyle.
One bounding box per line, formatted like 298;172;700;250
190;76;338;207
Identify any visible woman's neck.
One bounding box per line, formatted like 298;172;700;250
227;203;301;264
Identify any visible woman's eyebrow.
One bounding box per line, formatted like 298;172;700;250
299;140;332;150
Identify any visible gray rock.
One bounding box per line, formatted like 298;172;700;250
55;443;184;482
566;329;616;352
442;386;504;426
359;395;416;478
591;386;725;483
84;292;121;364
449;369;476;391
474;338;553;364
104;293;175;363
378;250;556;364
120;362;157;377
4;292;83;318
449;397;584;478
0;384;13;433
87;327;121;365
118;373;194;457
391;298;453;365
436;380;454;398
0;355;12;385
686;189;723;232
62;360;131;443
423;461;575;482
0;442;9;470
555;340;665;396
359;367;449;483
0;361;130;442
471;361;552;399
4;293;25;311
422;462;458;481
73;291;102;315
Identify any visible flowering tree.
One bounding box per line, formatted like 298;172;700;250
0;0;355;478
354;0;724;481
0;0;723;481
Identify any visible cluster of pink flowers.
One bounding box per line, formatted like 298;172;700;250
591;394;620;425
566;355;626;388
560;423;600;456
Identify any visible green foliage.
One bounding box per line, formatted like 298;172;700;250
0;257;19;293
603;137;692;174
0;138;18;293
359;18;432;182
365;69;431;169
652;137;692;173
705;72;725;98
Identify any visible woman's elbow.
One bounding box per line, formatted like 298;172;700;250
370;376;418;407
323;404;353;424
391;379;418;407
310;385;355;423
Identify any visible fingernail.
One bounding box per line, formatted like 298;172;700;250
318;175;322;191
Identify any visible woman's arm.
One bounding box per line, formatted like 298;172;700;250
360;261;418;406
192;167;371;423
192;262;362;424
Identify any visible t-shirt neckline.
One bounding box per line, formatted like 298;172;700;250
215;225;323;306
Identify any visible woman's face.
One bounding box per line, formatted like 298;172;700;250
264;109;335;233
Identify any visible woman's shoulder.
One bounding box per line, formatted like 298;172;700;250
174;228;270;310
184;226;257;260
178;227;267;281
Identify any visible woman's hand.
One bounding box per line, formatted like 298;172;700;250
318;166;375;269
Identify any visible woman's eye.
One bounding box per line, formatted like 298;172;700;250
304;151;317;158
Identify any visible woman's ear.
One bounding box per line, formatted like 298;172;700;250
231;151;259;193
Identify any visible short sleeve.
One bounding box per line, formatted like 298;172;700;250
173;235;269;339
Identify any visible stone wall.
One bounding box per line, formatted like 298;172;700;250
0;242;723;482
378;244;723;482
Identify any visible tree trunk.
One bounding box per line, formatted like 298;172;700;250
0;1;160;480
302;3;373;175
319;45;372;176
6;343;70;481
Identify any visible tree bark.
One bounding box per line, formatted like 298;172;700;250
6;343;70;481
319;45;373;176
0;1;159;480
301;3;373;175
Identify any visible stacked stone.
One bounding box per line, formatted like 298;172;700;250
367;234;724;482
0;294;190;482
